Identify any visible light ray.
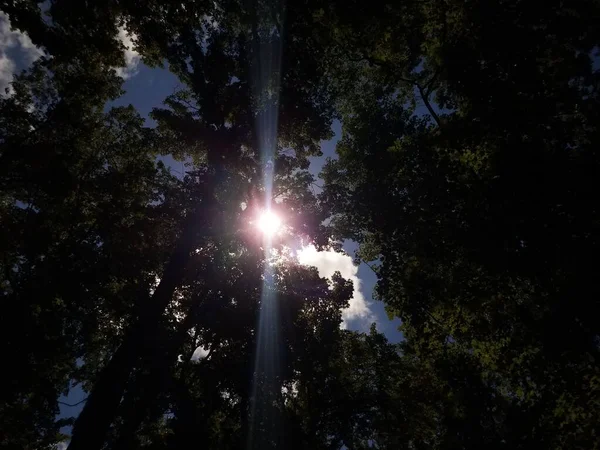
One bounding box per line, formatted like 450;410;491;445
247;4;285;449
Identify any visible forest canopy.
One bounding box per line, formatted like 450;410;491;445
0;1;599;449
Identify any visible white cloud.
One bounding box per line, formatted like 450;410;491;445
297;245;374;329
0;16;141;89
0;12;44;95
190;346;210;362
114;26;141;79
56;443;69;450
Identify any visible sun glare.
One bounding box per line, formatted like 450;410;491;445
257;210;281;236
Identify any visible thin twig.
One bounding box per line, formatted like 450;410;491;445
58;397;89;408
360;257;379;275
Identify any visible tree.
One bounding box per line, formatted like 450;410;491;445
1;1;340;449
60;1;339;448
0;55;179;447
7;0;600;449
320;0;600;447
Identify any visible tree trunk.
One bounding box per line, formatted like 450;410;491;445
111;303;204;450
68;201;208;450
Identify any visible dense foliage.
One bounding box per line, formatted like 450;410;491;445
0;0;598;449
319;0;600;448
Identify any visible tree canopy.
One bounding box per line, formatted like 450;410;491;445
319;0;600;448
1;0;599;449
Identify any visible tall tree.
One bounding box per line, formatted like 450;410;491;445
63;1;337;448
0;55;179;447
320;0;600;447
0;1;338;449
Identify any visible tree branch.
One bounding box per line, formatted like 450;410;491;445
424;67;442;96
349;52;417;85
348;51;444;128
416;83;442;127
58;397;89;408
360;257;379;275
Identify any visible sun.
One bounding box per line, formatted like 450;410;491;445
257;210;282;236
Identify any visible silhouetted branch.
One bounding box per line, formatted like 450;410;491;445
416;83;442;127
58;397;89;408
348;51;443;127
359;257;379;275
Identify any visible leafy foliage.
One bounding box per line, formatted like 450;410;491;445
321;0;600;448
2;0;600;449
0;60;178;448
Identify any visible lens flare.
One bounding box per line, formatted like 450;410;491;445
257;211;281;236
